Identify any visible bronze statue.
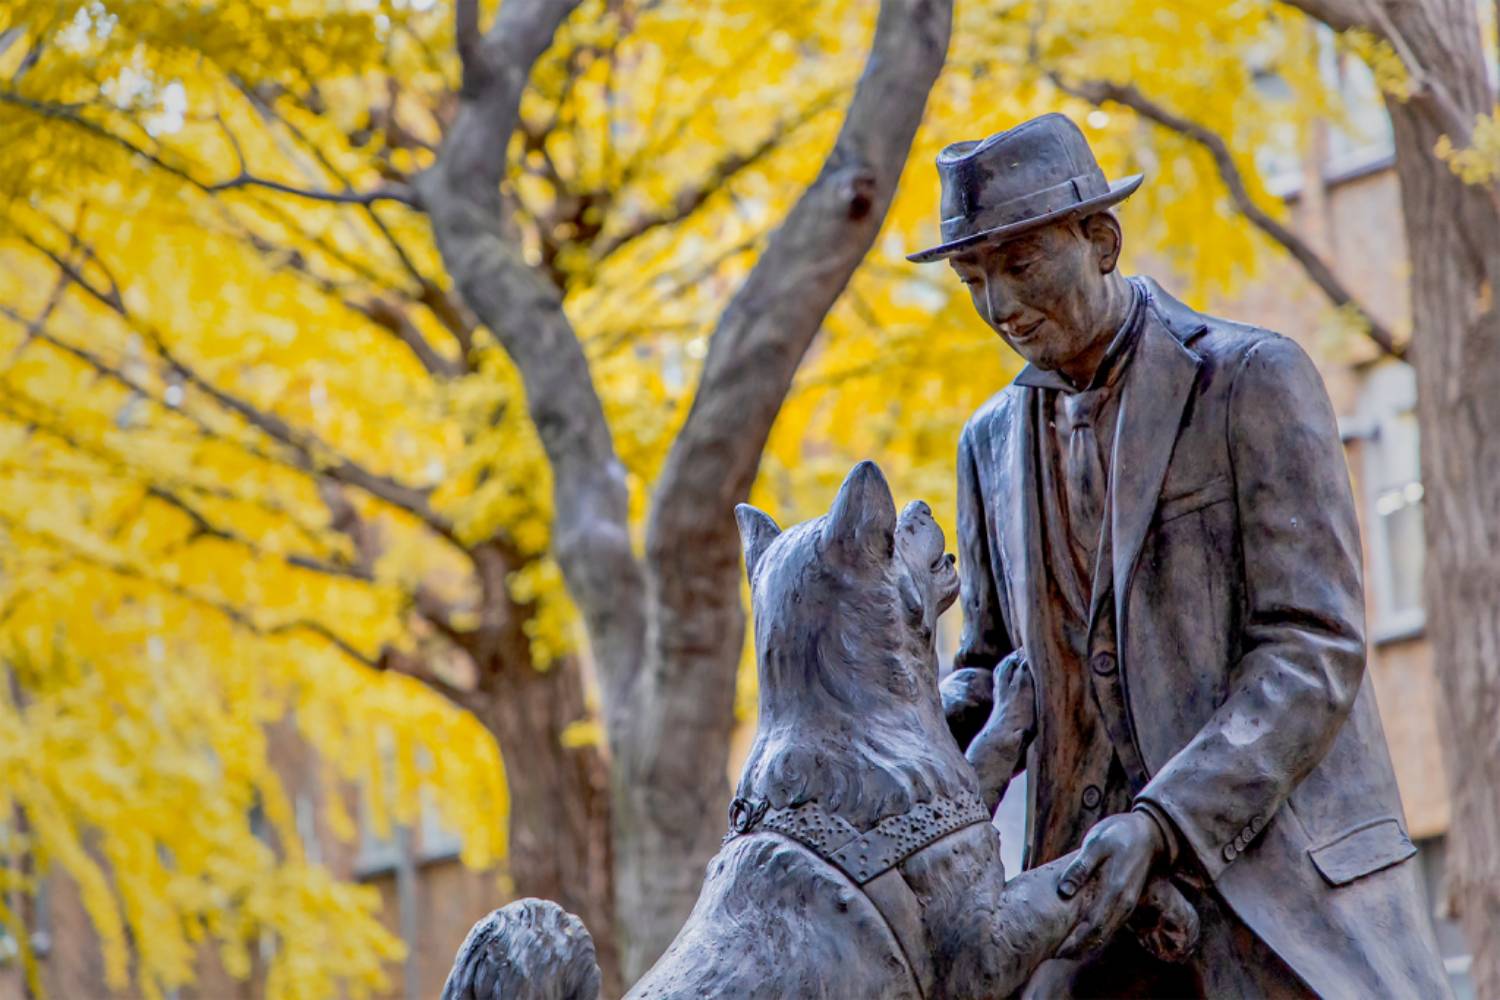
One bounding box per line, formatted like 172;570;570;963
914;112;1451;996
444;462;1196;999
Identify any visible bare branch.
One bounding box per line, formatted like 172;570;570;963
204;170;419;207
2;514;377;666
348;296;464;377
647;0;956;566
0;372;368;582
417;0;648;707
41;243;458;538
377;645;487;714
230;76;459;318
1054;75;1404;359
411;584;472;648
592;89;842;262
0;90;416;207
455;0;487;94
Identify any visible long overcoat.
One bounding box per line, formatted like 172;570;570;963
954;278;1449;998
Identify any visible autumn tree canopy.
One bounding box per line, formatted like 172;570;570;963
0;0;1385;995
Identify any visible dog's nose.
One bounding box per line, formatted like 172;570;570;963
945;553;956;567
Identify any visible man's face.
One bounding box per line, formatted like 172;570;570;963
947;218;1113;373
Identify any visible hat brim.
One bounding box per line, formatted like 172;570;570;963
905;173;1144;264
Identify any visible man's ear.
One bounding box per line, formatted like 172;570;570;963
1083;212;1123;274
735;504;781;582
822;460;897;567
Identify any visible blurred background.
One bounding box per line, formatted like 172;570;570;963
0;0;1495;997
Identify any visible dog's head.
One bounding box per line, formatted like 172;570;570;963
734;461;971;824
738;460;959;684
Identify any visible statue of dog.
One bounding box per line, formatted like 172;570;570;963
444;461;1193;999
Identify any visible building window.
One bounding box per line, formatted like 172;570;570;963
356;742;463;872
1353;362;1425;641
417;789;463;863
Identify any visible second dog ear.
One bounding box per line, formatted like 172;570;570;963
823;460;896;567
736;504;781;582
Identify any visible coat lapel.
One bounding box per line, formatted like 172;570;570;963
1110;309;1203;642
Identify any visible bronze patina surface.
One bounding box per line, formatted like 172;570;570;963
926;112;1450;997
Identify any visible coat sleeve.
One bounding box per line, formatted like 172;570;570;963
1136;335;1367;882
944;421;1018;750
954;421;1016;673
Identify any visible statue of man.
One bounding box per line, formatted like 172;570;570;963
913;113;1449;996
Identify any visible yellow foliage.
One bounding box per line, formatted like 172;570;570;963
1435;109;1500;184
1338;29;1414;101
0;0;1347;995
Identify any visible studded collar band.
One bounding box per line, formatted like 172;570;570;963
724;789;991;886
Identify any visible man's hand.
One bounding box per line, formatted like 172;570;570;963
966;656;1035;810
941;666;995;751
1055;811;1167;958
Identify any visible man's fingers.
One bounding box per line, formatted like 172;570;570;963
1058;842;1105;898
1058;886;1129;959
1091;878;1137;942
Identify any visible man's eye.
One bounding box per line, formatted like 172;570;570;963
1008;259;1036;276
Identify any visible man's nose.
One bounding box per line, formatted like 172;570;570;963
980;275;1020;331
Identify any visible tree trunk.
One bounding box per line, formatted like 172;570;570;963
484;654;621;995
606;0;956;978
610;550;745;980
1375;3;1500;994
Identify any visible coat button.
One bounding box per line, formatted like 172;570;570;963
1082;785;1102;809
1090;651;1117;676
1250;814;1264;833
1222;842;1238;863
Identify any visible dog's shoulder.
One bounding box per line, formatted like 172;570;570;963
628;835;920;999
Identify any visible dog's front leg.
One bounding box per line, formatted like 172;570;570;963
965;654;1034;811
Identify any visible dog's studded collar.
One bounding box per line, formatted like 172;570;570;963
724;788;990;886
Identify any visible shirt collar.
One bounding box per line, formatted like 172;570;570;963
1013;277;1146;394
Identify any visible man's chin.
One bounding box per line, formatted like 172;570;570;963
1013;344;1063;371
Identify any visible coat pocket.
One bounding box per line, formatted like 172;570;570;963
1307;817;1417;887
1156;475;1233;524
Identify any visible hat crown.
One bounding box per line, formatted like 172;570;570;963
906;113;1140;262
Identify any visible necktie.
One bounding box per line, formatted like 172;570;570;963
1061;389;1108;576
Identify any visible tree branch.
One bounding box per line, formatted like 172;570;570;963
204;171;418;207
377;646;487;715
1054;74;1404;359
1;515;379;667
417;0;648;710
347;296;464;377
592;90;841;262
37;241;460;541
1;90;416;207
646;0;955;570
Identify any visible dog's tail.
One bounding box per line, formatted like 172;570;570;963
441;897;602;1000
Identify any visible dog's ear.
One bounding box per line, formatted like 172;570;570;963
736;503;781;582
822;460;896;567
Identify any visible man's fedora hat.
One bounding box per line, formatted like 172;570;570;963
907;113;1143;263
